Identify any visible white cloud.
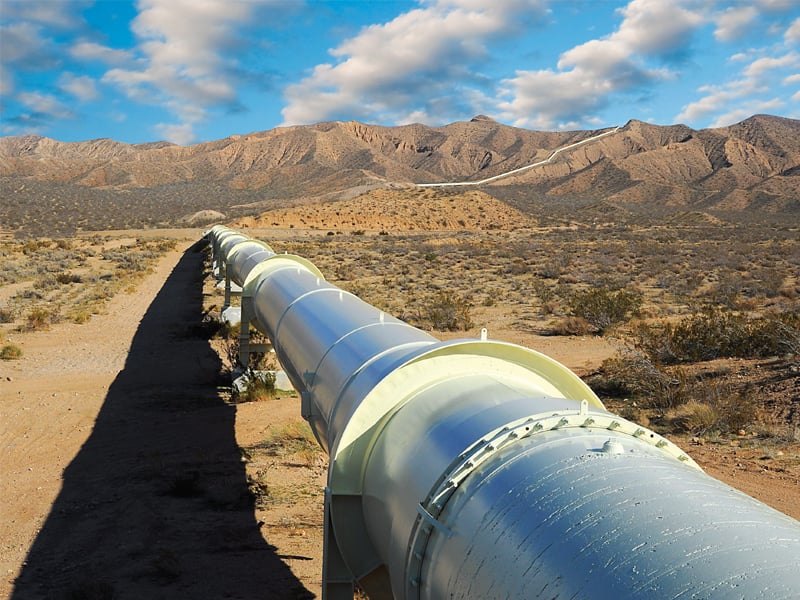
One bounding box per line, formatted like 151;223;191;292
498;0;703;129
709;98;785;127
103;0;280;144
786;18;800;44
0;68;13;96
613;0;703;55
156;122;195;146
70;41;134;65
0;21;59;67
281;0;548;126
713;1;800;43
17;91;74;119
745;51;799;77
1;0;89;30
714;6;759;42
676;51;799;124
755;0;797;12
59;73;98;101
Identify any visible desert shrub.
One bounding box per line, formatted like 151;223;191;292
532;281;558;314
56;271;83;284
415;290;473;331
666;381;757;435
262;420;318;455
504;258;528;275
22;239;49;255
102;250;147;272
592;351;692;410
33;274;58;291
252;419;323;468
592;347;758;433
147;238;178;253
334;263;356;280
748;266;784;298
71;310;91;324
567;286;642;335
633;308;800;364
220;323;242;370
695;379;757;434
668;400;719;434
536;256;570;279
709;272;744;308
549;316;593;336
0;307;13;323
0;344;23;360
234;369;276;403
23;307;56;331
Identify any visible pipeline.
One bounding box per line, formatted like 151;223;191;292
206;225;800;600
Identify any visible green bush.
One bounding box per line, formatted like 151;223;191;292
549;316;593;336
416;290;473;331
0;344;23;360
567;286;642;335
666;381;757;435
633;308;800;364
56;271;83;284
592;351;691;410
23;307;56;331
235;369;277;403
591;351;758;433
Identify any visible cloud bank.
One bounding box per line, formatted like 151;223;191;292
281;0;549;126
102;0;284;144
2;0;798;143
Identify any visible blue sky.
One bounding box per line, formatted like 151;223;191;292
1;0;798;145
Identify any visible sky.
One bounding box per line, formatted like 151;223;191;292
1;0;799;146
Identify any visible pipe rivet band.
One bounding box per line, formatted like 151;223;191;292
403;405;700;599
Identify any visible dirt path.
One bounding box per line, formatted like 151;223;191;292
1;241;311;599
1;245;191;596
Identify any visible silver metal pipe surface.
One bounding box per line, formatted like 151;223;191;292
205;227;800;600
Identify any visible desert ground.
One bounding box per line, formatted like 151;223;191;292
1;212;798;599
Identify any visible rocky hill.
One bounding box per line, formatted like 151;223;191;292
1;114;798;235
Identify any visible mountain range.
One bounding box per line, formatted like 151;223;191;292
1;114;798;235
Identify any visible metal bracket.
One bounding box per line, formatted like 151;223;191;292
301;391;312;420
322;488;355;600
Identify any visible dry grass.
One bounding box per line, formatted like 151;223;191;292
252;209;797;444
0;343;23;360
0;235;177;332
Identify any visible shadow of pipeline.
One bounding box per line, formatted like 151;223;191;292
12;242;311;600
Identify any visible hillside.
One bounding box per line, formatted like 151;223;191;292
1;115;798;235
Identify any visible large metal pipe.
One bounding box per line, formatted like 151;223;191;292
205;226;800;599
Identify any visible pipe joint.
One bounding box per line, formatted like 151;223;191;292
403;401;700;598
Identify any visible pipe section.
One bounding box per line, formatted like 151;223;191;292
205;226;800;600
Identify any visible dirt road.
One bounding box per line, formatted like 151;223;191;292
1;241;313;599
